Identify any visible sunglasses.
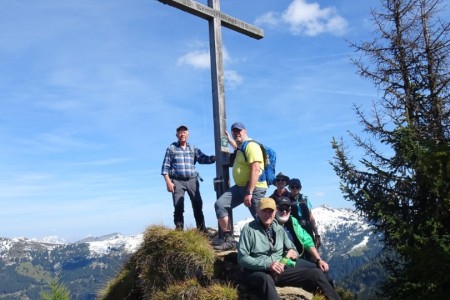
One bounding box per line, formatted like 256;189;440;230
275;179;285;182
290;186;300;189
278;206;291;212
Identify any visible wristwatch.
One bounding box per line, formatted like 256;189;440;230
246;190;252;195
315;258;321;265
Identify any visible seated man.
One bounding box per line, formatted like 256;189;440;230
237;198;341;300
275;197;336;287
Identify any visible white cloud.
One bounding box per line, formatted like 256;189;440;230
255;11;281;28
177;50;210;69
257;0;348;36
177;46;233;69
177;47;243;87
283;0;348;36
224;70;243;89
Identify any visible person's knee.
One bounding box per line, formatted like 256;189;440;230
248;272;274;288
214;199;228;219
261;272;274;284
311;268;329;282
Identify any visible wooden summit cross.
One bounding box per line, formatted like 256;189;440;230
157;0;264;198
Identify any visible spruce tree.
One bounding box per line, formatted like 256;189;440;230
40;277;70;300
331;0;449;298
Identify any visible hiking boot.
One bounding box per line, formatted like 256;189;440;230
211;237;225;246
213;235;236;251
175;223;183;231
197;223;207;233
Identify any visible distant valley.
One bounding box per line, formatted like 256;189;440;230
0;206;385;299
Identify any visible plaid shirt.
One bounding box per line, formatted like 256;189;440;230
161;142;214;178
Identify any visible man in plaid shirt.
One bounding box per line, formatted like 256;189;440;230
161;125;215;231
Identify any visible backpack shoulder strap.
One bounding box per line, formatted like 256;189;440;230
240;140;258;162
169;142;178;154
187;143;196;164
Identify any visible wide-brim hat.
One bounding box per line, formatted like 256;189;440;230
274;172;290;185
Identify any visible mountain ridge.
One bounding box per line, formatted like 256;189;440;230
0;205;384;299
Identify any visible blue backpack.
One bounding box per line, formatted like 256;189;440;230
240;140;277;185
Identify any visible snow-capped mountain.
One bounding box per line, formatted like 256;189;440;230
0;233;142;262
0;205;384;299
314;205;381;258
0;233;143;299
1;205;374;261
233;205;380;259
77;232;143;257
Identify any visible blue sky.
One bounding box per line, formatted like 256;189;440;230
1;0;381;241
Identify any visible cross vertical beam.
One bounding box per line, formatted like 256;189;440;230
156;0;264;199
208;0;229;198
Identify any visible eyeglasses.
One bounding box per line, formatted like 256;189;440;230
290;186;300;189
278;207;291;212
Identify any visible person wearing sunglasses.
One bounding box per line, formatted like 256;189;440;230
288;178;321;259
269;172;291;203
237;198;341;300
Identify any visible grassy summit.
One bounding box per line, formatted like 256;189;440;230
98;225;237;300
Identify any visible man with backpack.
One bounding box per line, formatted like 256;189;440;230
161;125;215;232
214;122;268;250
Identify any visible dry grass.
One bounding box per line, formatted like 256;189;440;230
152;278;238;300
137;225;216;297
99;225;217;299
97;257;139;300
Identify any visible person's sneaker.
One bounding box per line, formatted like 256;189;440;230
213;235;236;251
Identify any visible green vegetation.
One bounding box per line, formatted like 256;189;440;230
40;277;71;300
152;279;238;300
331;0;450;298
97;258;138;300
0;242;130;299
99;225;219;299
137;225;216;296
16;262;52;282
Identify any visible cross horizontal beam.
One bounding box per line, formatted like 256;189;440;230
157;0;264;39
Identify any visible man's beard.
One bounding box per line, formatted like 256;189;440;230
276;212;289;224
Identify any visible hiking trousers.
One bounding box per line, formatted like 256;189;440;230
214;184;267;220
172;178;205;230
243;264;341;300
